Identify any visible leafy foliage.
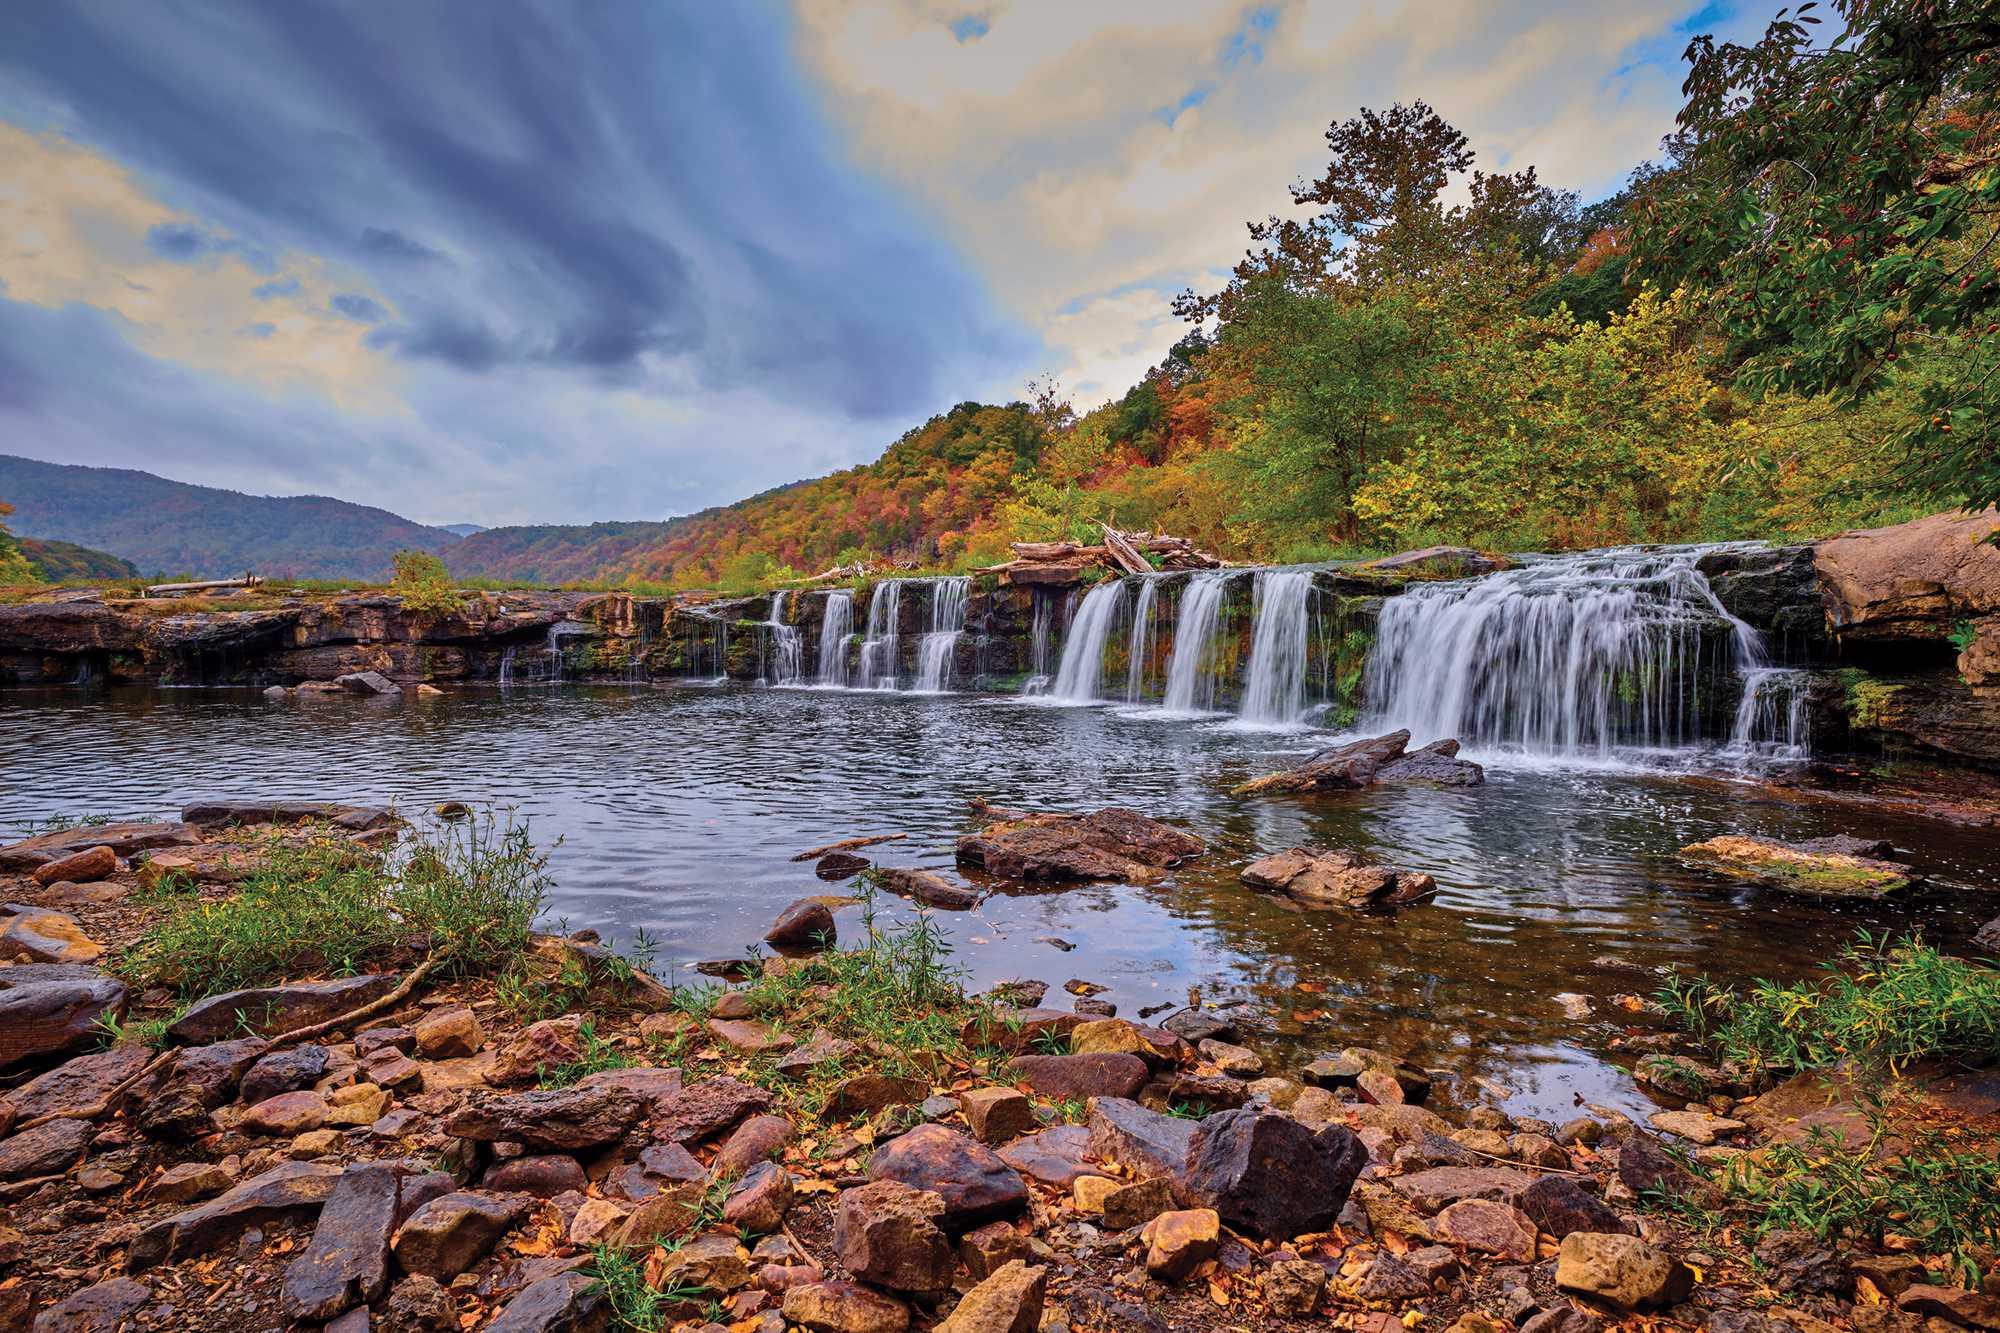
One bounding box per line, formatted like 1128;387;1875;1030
0;501;38;586
390;548;465;617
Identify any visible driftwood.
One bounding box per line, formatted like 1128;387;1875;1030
1100;524;1153;575
143;576;263;598
790;832;907;862
987;529;1224;584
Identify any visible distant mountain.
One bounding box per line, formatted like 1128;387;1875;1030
440;523;487;537
0;455;460;581
19;537;139;582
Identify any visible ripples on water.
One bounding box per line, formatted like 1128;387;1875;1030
4;683;1995;1120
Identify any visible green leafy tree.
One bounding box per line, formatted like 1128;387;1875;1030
1631;0;2000;509
0;502;41;585
390;548;463;617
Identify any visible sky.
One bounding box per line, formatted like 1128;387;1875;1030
0;1;1766;528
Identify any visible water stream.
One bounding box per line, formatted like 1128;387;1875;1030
1047;579;1125;703
815;590;854;688
1160;570;1238;714
1237;569;1317;727
856;581;903;690
913;577;970;693
761;591;803;687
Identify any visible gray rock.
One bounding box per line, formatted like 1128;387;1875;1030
1176;1109;1367;1241
282;1161;410;1322
168;974;400;1043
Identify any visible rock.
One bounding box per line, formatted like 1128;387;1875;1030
444;1085;640;1150
1755;1229;1848;1296
815;852;871;879
241;1044;331;1104
242;1090;328;1136
485;1271;604;1333
0;819;195;871
488;1015;583;1086
659;1231;753;1292
1649;1109;1745;1145
1680;835;1914;898
483;1154;587;1197
1198;1039;1263;1077
2;1041;151;1122
708;1017;792;1054
30;1276;150;1333
723;1161;794;1233
954;807;1204;882
1086;1097;1195;1180
569;1197;629;1247
577;1065;685;1114
1519;1175;1634;1238
392;1191;530;1279
652;1075;773;1144
0;1115;93;1179
1102;1175;1174;1231
282;1161;410;1321
775;1028;857;1078
960;1087;1036;1144
1358;1252;1433;1301
872;867;981;909
867;1124;1027;1229
767;898;837;949
413;1006;483;1058
0;909;102;964
1235;730;1481;794
1975;916;2000;955
959;1220;1034;1280
1178;1109;1366;1240
1896;1284;2000;1329
783;1281;911;1333
337;669;402;694
1068;1017;1144;1056
1377;738;1488;786
1166;1072;1252;1111
168;973;401;1043
1434;1198;1537;1261
151;1161;235;1204
1265;1258;1329;1316
715;1114;797;1175
1816;508;1999;649
356;1026;415;1057
129;1161;344;1270
1062;1283;1171;1333
1616;1132;1708;1200
29;843;116;886
1522;1309;1602;1333
818;1071;925;1121
1005;1052;1148;1100
1241;847;1435;909
179;799;395;831
962;1006;1083;1052
996;1124;1097;1188
291;1127;342;1158
836;1179;955;1291
1163;1009;1235;1043
937;1259;1045;1333
1848;1253;1927;1298
1141;1208;1220;1281
386;1274;458;1332
1556;1232;1695;1310
1391;1165;1537;1213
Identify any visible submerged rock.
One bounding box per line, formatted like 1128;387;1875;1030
1235;730;1483;794
1241;846;1435;909
955;807;1204;882
1679;834;1915;898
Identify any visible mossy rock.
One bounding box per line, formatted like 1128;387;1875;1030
1679;835;1915;899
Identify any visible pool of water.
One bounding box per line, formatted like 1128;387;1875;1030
5;682;1996;1122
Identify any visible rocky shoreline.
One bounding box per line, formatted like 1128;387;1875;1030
2;804;1997;1333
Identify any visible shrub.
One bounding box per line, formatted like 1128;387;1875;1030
390;549;464;617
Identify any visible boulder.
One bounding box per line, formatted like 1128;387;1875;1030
822;1072;928;1120
392;1191;530;1279
29;844;116;886
241;1090;328;1136
1815;509;2000;648
1390;1165;1537;1213
1141;1208;1220;1281
1434;1198;1537;1261
137;1036;269;1138
1377;738;1488;786
150;1161;235;1205
0;820;196;871
651;1075;773;1144
338;670;402;695
960;1087;1036;1144
835;1179;954;1292
872;867;980;909
482;1154;586;1197
484;1272;604;1333
1235;730;1481;795
0;1115;93;1179
0;909;102;964
1086;1097;1195;1180
1555;1232;1694;1310
955;807;1204;882
722;1161;794;1233
179;799;394;831
1242;847;1435;909
1519;1175;1634;1238
1896;1284;2000;1330
937;1259;1046;1333
412;1006;483;1058
783;1281;910;1333
996;1124;1098;1188
866;1124;1028;1228
1177;1109;1367;1240
444;1086;641;1150
282;1161;411;1321
1680;834;1914;898
240;1045;331;1105
29;1277;150;1333
2;1041;151;1122
129;1161;345;1270
168;973;401;1043
714;1113;797;1175
767;898;837;948
1004;1052;1148;1101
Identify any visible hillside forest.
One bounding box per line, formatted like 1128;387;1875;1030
7;1;1997;592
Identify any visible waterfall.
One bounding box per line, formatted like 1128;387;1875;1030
763;591;803;686
498;645;517;688
856;580;904;689
913;577;970;692
545;622;568;686
1124;576;1160;703
1727;667;1813;760
1023;592;1056;695
1047;580;1126;702
1160;571;1237;714
1363;546;1766;758
1237;569;1316;726
815;591;853;687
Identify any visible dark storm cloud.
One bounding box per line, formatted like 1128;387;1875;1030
1;1;1029;418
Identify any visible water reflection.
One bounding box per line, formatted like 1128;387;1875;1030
3;684;1995;1121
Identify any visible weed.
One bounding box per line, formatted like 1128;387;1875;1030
1166;1101;1212;1120
1949;619;1979;654
131;867;200;908
94;1008;175;1049
583;1245;705;1332
1030;1027;1073;1056
538;1019;634;1089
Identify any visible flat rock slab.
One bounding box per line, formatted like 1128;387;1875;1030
1241;847;1435;909
1005;1052;1149;1101
181;800;395;831
0;966;128;1071
0;820;197;871
168;973;401;1044
955;807;1204;882
444;1085;641;1151
996;1125;1099;1188
130;1161;345;1270
1680;834;1914;898
1235;731;1482;794
3;1041;153;1121
282;1161;411;1321
1390;1165;1537;1214
0;1116;94;1180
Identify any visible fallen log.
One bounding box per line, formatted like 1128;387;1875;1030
143;576;263;598
791;832;907;862
1100;524;1153;575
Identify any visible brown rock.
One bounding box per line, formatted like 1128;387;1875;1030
1897;1285;2000;1330
30;1276;149;1333
776;1029;858;1078
652;1075;773;1144
1241;846;1435;908
783;1281;911;1333
937;1259;1045;1333
1085;1096;1194;1180
385;1274;458;1333
240;1044;331;1104
1555;1232;1694;1310
1520;1175;1634;1239
0;819;195;871
1005;1052;1148;1100
1435;1198;1537;1261
961;1006;1083;1053
1142;1208;1220;1281
30;843;116;886
484;1271;604;1333
715;1114;797;1175
151;1161;235;1204
129;1161;345;1270
2;1041;151;1122
576;1065;685;1114
0;1115;93;1179
873;866;980;909
444;1085;640;1150
413;1006;483;1058
955;807;1203;882
241;1090;328;1136
282;1160;411;1321
866;1124;1028;1228
996;1124;1096;1188
959;1220;1034;1280
1236;730;1430;794
391;1191;530;1279
723;1161;794;1233
660;1231;753;1292
1265;1258;1328;1316
615;1182;705;1249
824;1072;929;1120
960;1087;1035;1145
1102;1175;1174;1231
1178;1108;1367;1241
1392;1165;1537;1213
1679;835;1913;899
167;973;400;1044
835;1179;954;1292
0;909;102;964
708;1017;793;1054
767;898;837;949
487;1015;583;1086
483;1154;586;1197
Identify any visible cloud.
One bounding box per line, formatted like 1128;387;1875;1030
330;292;387;323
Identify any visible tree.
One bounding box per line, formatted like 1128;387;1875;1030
1630;0;2000;509
390;549;462;617
0;502;40;585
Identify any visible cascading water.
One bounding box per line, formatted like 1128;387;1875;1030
913;577;970;692
1237;569;1316;726
856;581;904;690
1124;575;1160;703
1363;546;1766;759
816;591;853;687
1047;580;1126;702
1022;592;1056;695
1160;571;1237;714
1727;667;1813;760
762;591;803;686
